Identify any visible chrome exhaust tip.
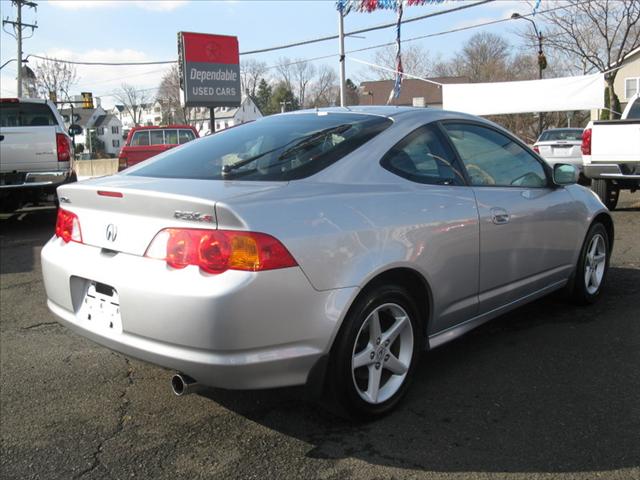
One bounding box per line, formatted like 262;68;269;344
171;373;199;396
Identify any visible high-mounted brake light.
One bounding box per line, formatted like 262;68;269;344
56;133;71;162
55;208;82;244
533;145;540;154
581;128;592;155
145;228;297;274
97;190;124;198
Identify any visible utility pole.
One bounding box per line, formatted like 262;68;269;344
2;0;38;97
338;10;346;108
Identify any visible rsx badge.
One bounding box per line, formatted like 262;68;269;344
174;211;214;223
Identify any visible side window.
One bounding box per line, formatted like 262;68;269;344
381;125;464;186
150;130;164;145
131;131;149;146
164;129;178;145
626;97;640;119
179;130;195;144
443;123;547;188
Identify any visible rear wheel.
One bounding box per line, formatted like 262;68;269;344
571;222;610;305
327;285;422;419
591;179;619;210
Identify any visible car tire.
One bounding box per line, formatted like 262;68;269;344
326;284;422;420
592;179;619;210
570;222;610;305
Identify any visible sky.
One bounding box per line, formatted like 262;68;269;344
0;0;539;108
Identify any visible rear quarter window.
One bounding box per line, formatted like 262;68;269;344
0;103;57;127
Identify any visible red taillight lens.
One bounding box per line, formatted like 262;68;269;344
55;208;82;244
581;128;592;155
145;228;297;274
533;145;540;154
56;133;71;162
118;155;128;171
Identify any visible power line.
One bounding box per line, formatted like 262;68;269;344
26;0;493;67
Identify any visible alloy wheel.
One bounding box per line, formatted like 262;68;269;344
351;303;414;404
584;233;607;295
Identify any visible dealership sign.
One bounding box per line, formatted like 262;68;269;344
178;32;241;107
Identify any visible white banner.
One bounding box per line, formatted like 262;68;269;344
442;73;604;115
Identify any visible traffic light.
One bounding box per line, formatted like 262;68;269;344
81;92;93;109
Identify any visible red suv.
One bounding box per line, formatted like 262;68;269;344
118;125;199;170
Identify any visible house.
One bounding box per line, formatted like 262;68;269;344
111;100;163;132
358;76;470;108
591;47;640;119
614;46;640;112
190;96;263;135
60;105;123;157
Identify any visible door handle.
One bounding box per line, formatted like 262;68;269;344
490;207;510;225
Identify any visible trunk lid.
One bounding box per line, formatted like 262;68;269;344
58;175;286;255
537;141;581;160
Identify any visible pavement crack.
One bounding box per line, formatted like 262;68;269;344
22;321;61;331
74;357;135;479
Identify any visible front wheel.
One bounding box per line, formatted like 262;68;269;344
326;285;422;419
570;222;610;305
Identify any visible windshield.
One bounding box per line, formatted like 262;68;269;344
626;98;640;119
538;129;583;142
128;113;392;181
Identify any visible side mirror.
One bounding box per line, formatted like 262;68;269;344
68;124;83;136
553;163;579;186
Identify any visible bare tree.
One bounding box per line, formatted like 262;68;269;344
34;57;78;103
293;59;316;108
538;0;640;118
308;64;338;107
156;64;190;124
275;57;294;93
368;44;433;80
451;32;511;82
114;83;151;126
240;59;268;97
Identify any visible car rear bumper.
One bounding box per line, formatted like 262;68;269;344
584;163;640;182
0;166;74;189
41;237;356;389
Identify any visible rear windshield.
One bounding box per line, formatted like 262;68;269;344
128;113;392;181
0;102;57;127
538;129;583;142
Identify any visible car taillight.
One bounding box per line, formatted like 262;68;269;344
533;146;540;153
581;128;592;155
55;208;82;244
118;153;128;170
145;228;297;274
56;133;71;162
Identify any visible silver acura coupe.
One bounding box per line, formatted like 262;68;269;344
42;107;613;418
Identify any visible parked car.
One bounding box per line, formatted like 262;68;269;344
582;93;640;209
533;128;584;174
42;107;613;419
118;125;198;171
0;98;76;215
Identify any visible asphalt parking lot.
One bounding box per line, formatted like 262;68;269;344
1;193;639;480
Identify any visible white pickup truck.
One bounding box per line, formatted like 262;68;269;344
0;98;76;215
582;94;640;210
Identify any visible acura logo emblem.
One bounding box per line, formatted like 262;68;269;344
106;224;118;242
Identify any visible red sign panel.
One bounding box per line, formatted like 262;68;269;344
181;32;239;65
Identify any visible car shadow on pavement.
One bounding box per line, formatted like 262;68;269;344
201;266;640;474
0;211;56;275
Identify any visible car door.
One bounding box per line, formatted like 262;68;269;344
440;121;581;314
380;124;480;334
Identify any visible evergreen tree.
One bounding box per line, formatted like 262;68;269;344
255;79;273;115
270;82;299;114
